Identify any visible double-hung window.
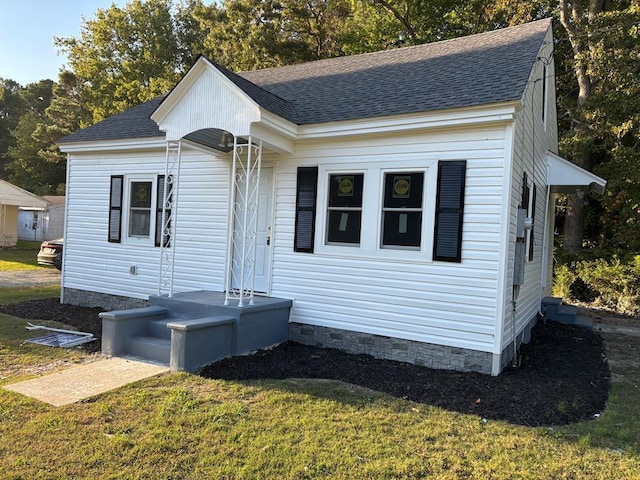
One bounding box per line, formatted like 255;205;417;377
109;175;169;246
128;181;153;238
326;173;364;245
381;172;424;249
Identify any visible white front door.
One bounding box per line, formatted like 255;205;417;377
232;166;273;293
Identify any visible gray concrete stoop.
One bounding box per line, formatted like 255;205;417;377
100;291;292;373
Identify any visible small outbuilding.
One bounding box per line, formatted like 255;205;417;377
18;196;66;242
0;180;48;247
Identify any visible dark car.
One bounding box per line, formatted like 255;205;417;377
37;238;63;270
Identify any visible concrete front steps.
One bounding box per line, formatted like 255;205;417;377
100;291;292;372
541;297;592;329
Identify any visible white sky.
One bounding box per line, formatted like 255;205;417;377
0;0;127;85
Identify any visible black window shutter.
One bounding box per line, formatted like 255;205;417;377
108;175;123;243
155;175;171;248
294;167;318;253
433;160;466;262
529;183;537;261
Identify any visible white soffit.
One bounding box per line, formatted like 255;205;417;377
546;151;606;195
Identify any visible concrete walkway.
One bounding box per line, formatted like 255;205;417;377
3;357;169;406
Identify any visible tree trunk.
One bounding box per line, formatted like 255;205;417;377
557;0;605;252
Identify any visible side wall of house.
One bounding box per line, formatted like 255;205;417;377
269;123;509;372
501;26;558;358
62;146;230;306
0;205;19;247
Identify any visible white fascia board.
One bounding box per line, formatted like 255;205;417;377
151;58;260;126
58;137;167;154
297;102;519;139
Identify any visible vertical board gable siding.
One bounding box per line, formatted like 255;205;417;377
270;127;507;353
64;149;230;300
159;68;260;141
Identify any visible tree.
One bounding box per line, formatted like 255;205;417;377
55;0;198;123
555;0;639;252
0;78;26;173
192;0;354;72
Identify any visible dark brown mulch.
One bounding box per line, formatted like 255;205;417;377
201;322;610;427
1;298;610;426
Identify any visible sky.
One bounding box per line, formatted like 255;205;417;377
0;0;127;86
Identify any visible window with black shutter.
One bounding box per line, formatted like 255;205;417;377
108;175;123;243
528;183;537;261
433;160;466;262
294;167;318;253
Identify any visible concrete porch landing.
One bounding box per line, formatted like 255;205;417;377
3;357;169;407
101;291;293;372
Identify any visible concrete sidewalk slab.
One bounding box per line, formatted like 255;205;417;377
3;357;169;406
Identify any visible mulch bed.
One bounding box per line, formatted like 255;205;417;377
1;298;610;426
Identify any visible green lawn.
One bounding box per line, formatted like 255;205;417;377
0;291;639;478
0;240;47;271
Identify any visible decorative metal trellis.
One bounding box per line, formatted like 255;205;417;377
158;140;181;297
224;136;263;307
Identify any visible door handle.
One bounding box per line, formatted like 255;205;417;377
266;235;271;246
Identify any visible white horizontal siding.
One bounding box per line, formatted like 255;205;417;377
271;126;508;353
63;147;230;299
501;27;558;351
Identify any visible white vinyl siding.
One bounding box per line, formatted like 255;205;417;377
270;125;507;353
63;147;230;300
501;26;558;351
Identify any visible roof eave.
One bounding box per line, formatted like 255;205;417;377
297;101;520;140
59;136;167;153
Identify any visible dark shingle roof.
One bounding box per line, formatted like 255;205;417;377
58;96;165;143
59;19;550;144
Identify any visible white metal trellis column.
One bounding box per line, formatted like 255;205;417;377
224;136;262;307
158;140;181;297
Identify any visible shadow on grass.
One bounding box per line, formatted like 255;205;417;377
200;321;610;427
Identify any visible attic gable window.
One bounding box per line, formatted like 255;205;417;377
326;173;364;246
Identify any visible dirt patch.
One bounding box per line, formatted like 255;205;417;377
0;269;61;288
0;298;611;427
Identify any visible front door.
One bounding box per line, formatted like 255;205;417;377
231;166;273;294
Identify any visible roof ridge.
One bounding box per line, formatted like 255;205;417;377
238;18;552;76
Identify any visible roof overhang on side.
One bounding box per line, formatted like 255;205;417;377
546;151;606;195
150;57;296;153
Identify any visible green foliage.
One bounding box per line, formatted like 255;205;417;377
55;0;192;123
553;252;640;315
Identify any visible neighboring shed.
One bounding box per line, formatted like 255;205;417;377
58;19;606;375
18;196;66;242
0;180;48;247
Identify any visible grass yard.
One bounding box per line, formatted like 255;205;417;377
0;290;639;478
0;240;46;271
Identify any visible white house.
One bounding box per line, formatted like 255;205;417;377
58;19;605;375
18;196;66;242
